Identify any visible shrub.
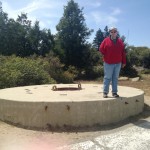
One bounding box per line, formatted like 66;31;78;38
57;71;74;83
140;69;150;74
0;56;55;89
43;53;75;83
84;65;104;79
67;65;79;79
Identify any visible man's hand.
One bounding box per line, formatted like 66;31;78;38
122;64;126;68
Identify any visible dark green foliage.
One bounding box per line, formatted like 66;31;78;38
0;55;55;89
0;4;9;54
120;56;138;77
84;65;104;79
143;53;150;68
43;52;75;83
127;46;150;68
56;71;75;83
0;6;54;57
103;26;109;38
120;46;150;76
140;69;150;74
56;0;93;68
0;54;76;89
75;46;104;79
92;28;104;51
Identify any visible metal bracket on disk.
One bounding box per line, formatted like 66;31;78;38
52;83;82;91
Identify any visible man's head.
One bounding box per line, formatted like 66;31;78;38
109;27;117;32
109;27;118;39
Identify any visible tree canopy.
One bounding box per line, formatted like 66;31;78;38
0;3;54;57
55;0;93;68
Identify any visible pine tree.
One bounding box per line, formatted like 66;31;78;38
103;26;109;38
92;28;104;51
56;0;93;68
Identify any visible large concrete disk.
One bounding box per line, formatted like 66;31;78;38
0;84;144;130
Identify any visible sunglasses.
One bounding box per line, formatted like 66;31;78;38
110;31;117;33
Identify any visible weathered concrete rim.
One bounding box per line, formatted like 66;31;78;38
0;84;144;102
0;84;144;131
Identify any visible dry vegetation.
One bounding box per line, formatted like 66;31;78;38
78;74;150;96
118;74;150;96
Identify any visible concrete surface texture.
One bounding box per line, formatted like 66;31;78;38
59;117;150;150
1;115;150;150
0;84;144;130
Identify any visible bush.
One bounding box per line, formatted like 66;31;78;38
120;55;138;78
67;65;79;79
0;55;55;89
43;53;75;83
120;66;138;78
57;71;74;83
140;69;150;74
83;65;104;79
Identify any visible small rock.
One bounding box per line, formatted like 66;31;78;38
119;77;129;81
131;77;140;82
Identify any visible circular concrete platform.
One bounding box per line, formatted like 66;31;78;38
0;84;144;130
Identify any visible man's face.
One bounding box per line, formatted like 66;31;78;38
110;30;117;39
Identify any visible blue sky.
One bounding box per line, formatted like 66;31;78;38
1;0;150;48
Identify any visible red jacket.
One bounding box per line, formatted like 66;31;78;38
99;37;126;64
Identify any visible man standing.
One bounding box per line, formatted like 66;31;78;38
99;27;126;98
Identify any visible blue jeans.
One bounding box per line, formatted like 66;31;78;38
103;62;121;94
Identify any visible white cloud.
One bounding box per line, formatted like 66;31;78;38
2;1;17;19
17;1;42;14
90;11;118;26
1;0;121;35
89;6;121;27
111;8;122;15
1;0;64;30
84;1;101;7
18;0;64;13
107;16;118;25
2;0;63;17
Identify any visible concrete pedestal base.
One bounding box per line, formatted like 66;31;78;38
0;84;144;130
